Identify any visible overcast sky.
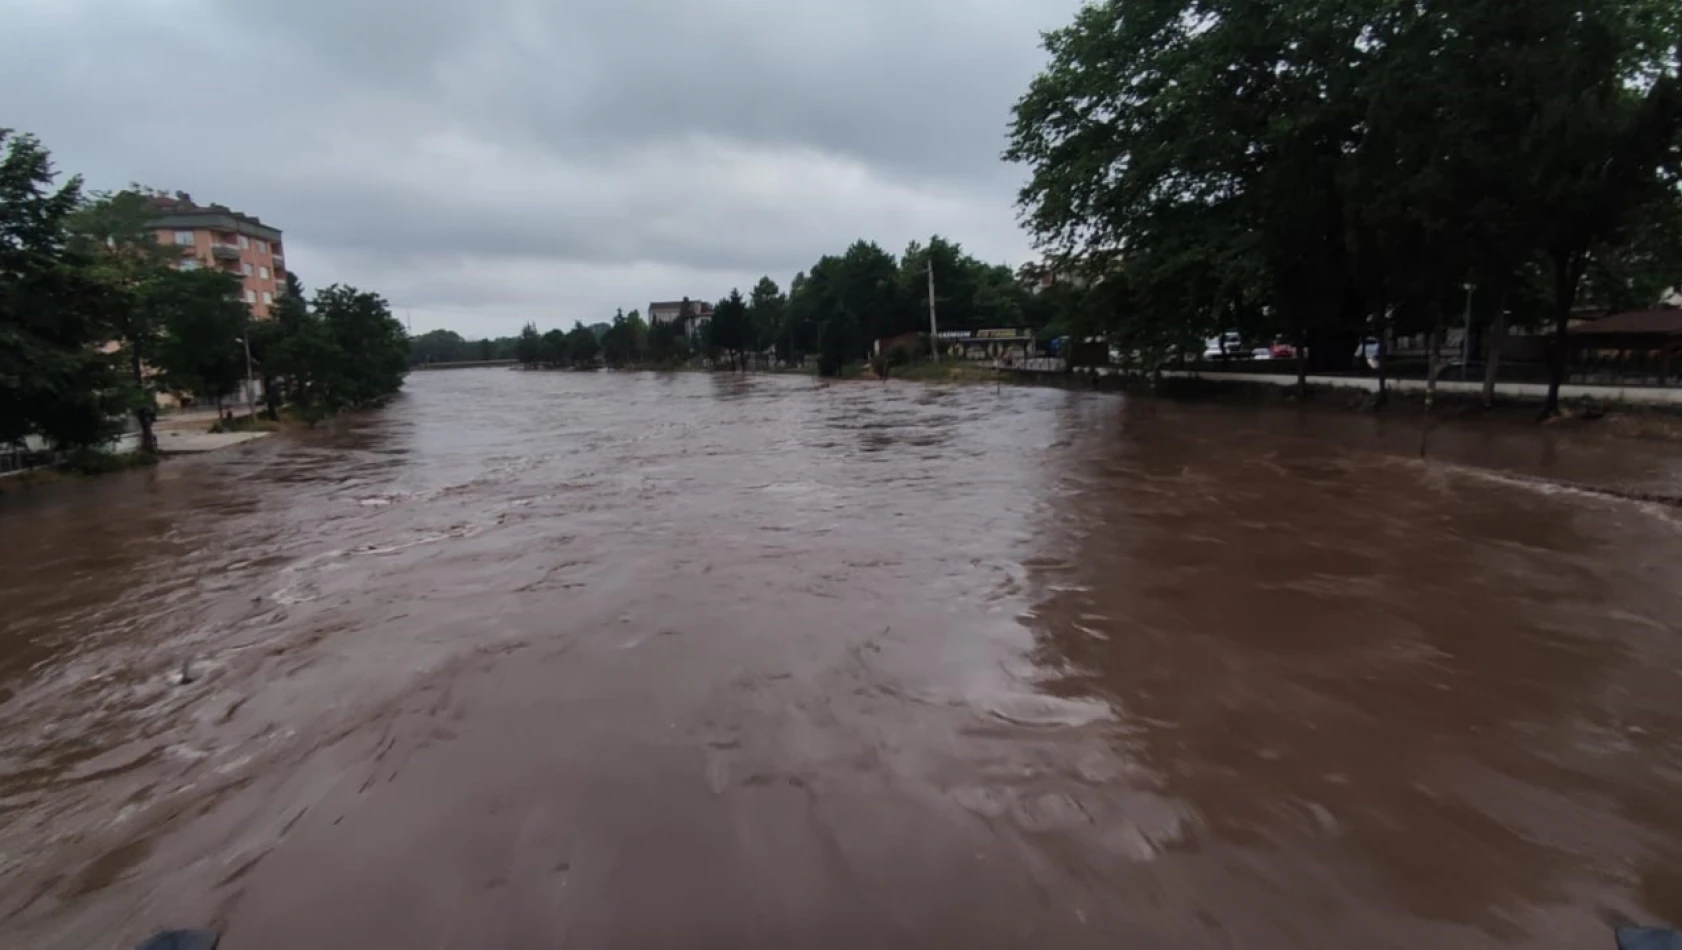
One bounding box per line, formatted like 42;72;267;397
1;0;1077;337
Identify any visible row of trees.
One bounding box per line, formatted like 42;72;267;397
1;129;408;459
1006;0;1682;412
514;320;603;368
499;238;1050;377
409;329;523;365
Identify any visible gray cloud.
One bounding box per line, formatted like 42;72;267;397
0;0;1075;336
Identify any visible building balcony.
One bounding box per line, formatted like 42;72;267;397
211;245;241;262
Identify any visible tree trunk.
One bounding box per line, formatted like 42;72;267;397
1419;313;1442;458
1543;250;1585;418
128;348;157;455
1294;324;1308;395
1481;297;1507;410
1374;308;1389;409
262;371;281;420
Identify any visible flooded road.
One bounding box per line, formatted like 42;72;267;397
4;368;1682;948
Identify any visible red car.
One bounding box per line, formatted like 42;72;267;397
1269;342;1296;360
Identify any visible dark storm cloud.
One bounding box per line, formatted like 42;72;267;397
0;0;1076;335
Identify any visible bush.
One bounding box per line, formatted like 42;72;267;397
59;449;159;475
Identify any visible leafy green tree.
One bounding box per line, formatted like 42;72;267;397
564;321;600;367
313;284;409;409
516;322;542;367
409;329;470;365
540;328;567;367
647;316;684;365
1007;0;1682;410
67;187;185;451
601;308;646;366
817;309;859;377
0;130;125;453
747;277;787;356
149;267;250;412
247;271;306;418
709;289;752;371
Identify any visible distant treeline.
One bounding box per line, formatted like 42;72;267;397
437;235;1100;377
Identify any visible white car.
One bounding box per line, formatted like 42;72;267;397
1203;333;1244;359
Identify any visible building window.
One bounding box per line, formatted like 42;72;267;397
173;231;195;246
178;259;200;271
262;291;273;305
256;240;268;255
258;265;270;280
244;289;256;304
241;262;253;276
238;235;249;250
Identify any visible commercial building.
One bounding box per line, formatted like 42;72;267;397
146;194;285;319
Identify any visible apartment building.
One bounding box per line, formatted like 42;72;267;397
146;194;285;318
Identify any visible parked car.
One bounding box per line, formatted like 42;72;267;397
1270;342;1296;360
1355;337;1381;369
1203;332;1245;359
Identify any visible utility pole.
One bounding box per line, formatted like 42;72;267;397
927;260;940;362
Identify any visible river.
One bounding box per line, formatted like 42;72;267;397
3;368;1681;948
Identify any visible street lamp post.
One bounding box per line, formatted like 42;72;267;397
1461;282;1475;381
235;336;255;419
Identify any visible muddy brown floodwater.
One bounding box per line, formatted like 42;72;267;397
4;369;1682;949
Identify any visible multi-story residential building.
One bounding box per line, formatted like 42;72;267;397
648;299;714;340
146;194;285;319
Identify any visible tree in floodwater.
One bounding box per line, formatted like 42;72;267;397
564;321;600;367
516;322;542;367
256;283;409;422
539;328;568;367
709;288;752;371
748;277;787;359
601;308;650;367
247;271;307;418
817;310;859;377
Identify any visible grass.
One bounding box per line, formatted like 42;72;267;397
58;448;160;476
887;361;1007;384
211;412;284;434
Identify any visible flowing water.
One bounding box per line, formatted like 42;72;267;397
3;368;1682;948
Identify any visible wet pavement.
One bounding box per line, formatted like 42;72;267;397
2;368;1682;949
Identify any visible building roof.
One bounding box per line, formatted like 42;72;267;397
145;194;283;242
1570;309;1682;337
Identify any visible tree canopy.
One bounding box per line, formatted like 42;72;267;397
2;132;409;457
1007;0;1682;409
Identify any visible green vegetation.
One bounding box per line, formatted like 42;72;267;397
409;329;521;365
514;319;605;369
509;239;1049;379
1;129;408;469
0;131;130;455
1006;0;1682;413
